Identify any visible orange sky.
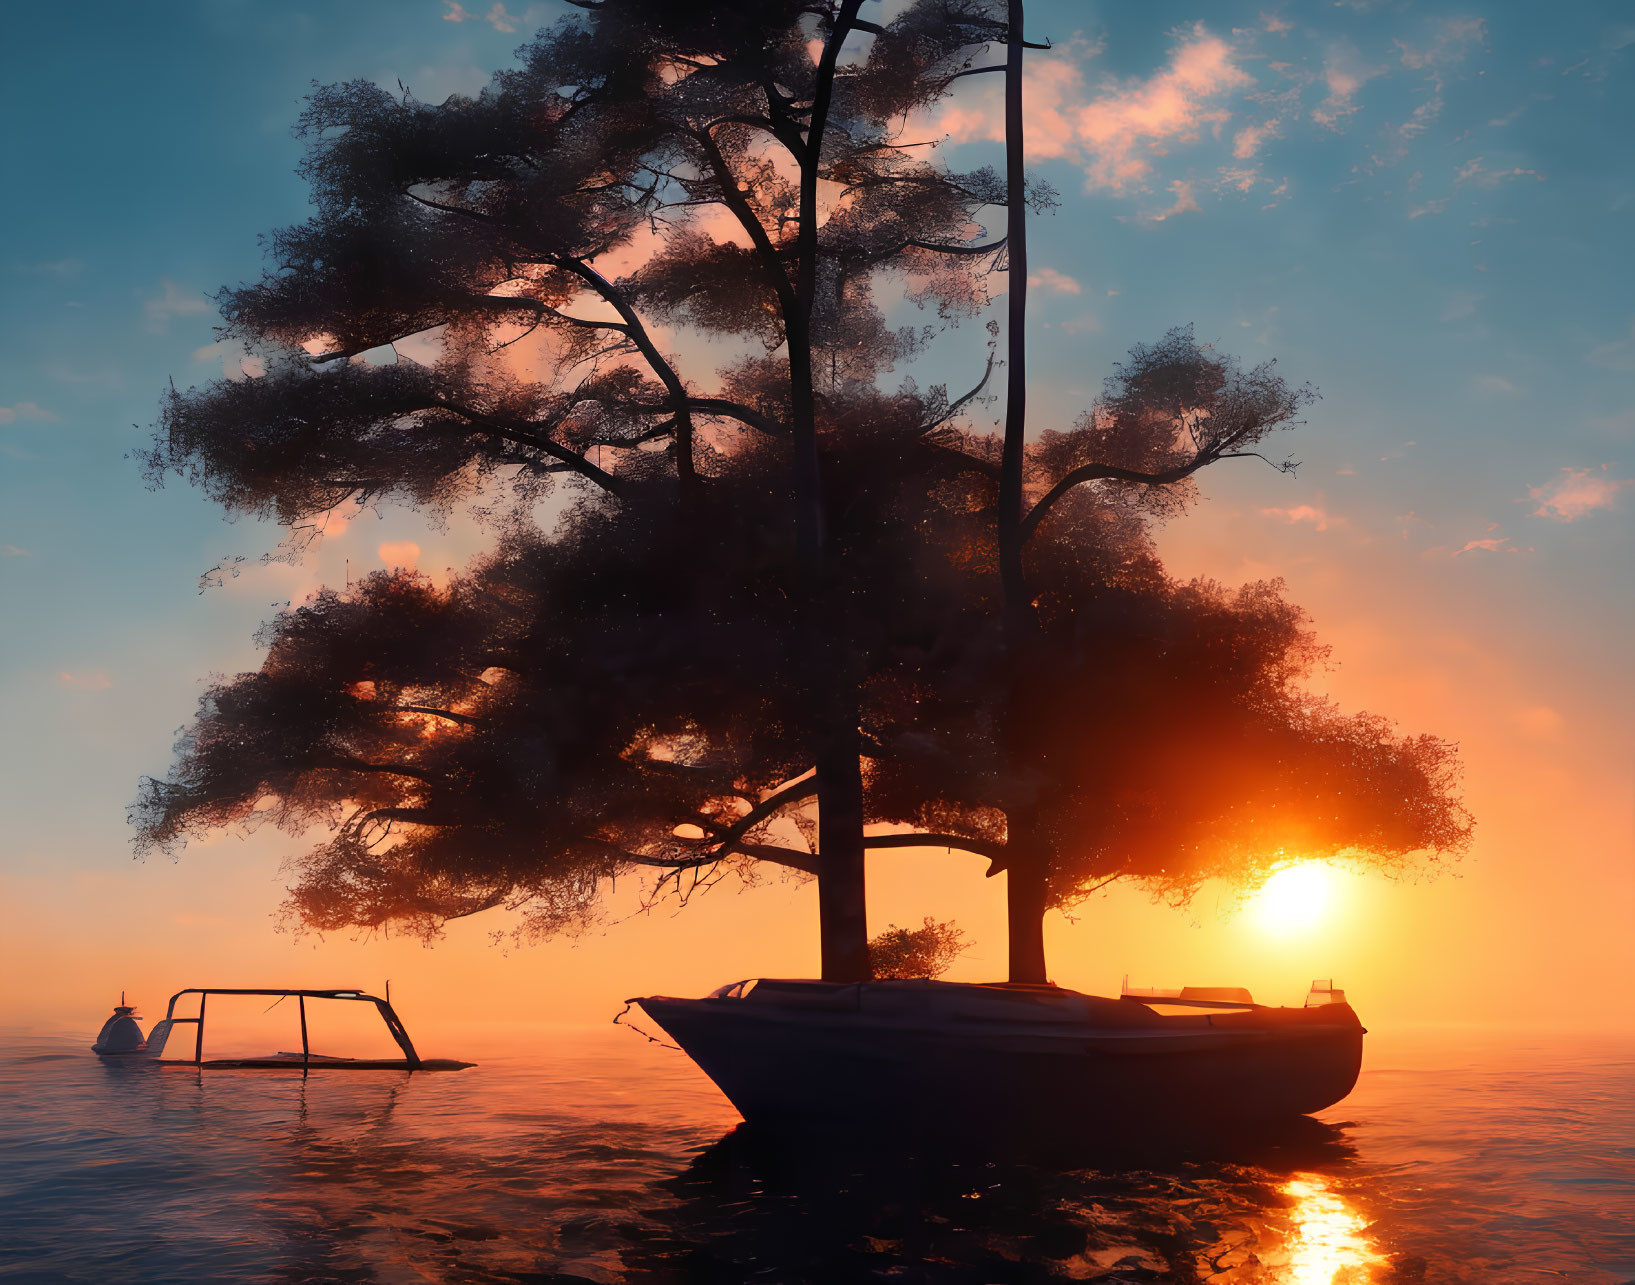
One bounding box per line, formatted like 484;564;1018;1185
4;2;1633;1054
5;453;1630;1050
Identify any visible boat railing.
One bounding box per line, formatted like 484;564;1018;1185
151;988;422;1068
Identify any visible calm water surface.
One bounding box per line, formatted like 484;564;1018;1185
1;1024;1630;1283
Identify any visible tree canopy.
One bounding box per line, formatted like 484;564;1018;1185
136;0;1470;981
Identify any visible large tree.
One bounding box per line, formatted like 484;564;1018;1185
137;1;1470;982
140;0;1030;978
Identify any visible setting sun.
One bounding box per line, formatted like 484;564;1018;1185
1250;864;1337;936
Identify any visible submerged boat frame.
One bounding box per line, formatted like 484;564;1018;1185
129;987;472;1071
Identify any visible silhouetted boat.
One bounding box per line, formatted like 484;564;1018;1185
91;987;473;1071
634;978;1362;1142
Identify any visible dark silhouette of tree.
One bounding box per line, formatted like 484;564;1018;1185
864;335;1473;979
139;0;1032;979
136;2;1471;986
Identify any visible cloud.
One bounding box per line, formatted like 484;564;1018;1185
57;671;113;691
379;540;422;569
940;27;1252;195
1453;535;1513;555
1587;320;1635;370
1472;374;1518;395
0;401;58;424
1027;267;1081;295
1261;503;1335;531
1454;156;1544;188
13;257;84;277
1232;119;1278;158
1439;290;1480;322
1312;43;1380;129
1513;705;1564;742
442;1;517;32
1396;17;1486;70
1144;180;1201;222
1;545;30;557
144;279;211;333
1525;465;1633;521
1262;13;1293;36
1075;26;1252;190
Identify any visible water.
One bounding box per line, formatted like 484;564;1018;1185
1;1026;1630;1283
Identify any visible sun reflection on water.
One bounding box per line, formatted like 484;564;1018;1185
1280;1173;1387;1284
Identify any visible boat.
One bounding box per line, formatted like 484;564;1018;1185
90;987;473;1071
632;978;1363;1143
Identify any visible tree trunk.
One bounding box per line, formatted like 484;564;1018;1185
1000;0;1047;989
997;0;1028;610
1005;835;1049;985
815;704;869;982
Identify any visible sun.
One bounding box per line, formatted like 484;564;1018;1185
1250;863;1335;936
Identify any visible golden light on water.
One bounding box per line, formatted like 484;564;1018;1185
1280;1174;1387;1284
1250;863;1336;937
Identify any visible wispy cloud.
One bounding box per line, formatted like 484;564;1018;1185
1472;374;1519;395
1586;320;1635;370
0;401;58;424
1027;267;1081;295
1525;465;1632;521
1312;43;1380;129
1144;179;1201;223
1396;17;1486;71
144;279;211;333
1454;156;1544;188
1454;534;1515;555
57;670;114;691
379;540;422;569
12;257;84;277
938;26;1252;195
442;1;518;32
1232;119;1278;158
1261;503;1337;531
1;544;31;557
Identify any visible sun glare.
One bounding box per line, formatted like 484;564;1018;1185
1250;863;1335;936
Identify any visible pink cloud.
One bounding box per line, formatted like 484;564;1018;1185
1454;157;1544;187
0;401;57;424
1396;18;1486;71
936;27;1252;194
1075;27;1252;190
1454;536;1513;555
1513;705;1564;742
1312;44;1379;129
1232;119;1278;158
379;540;422;569
443;1;517;32
1261;503;1335;531
1145;179;1201;222
1525;466;1633;522
58;671;113;691
1027;267;1081;294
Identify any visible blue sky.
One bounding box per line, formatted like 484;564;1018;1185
2;2;1630;1029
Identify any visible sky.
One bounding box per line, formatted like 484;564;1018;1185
1;1;1631;1047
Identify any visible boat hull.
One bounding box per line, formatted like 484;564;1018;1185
637;981;1363;1143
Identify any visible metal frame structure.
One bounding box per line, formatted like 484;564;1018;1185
146;987;469;1071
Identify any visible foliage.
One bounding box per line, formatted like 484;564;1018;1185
133;2;1470;974
868;917;970;980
